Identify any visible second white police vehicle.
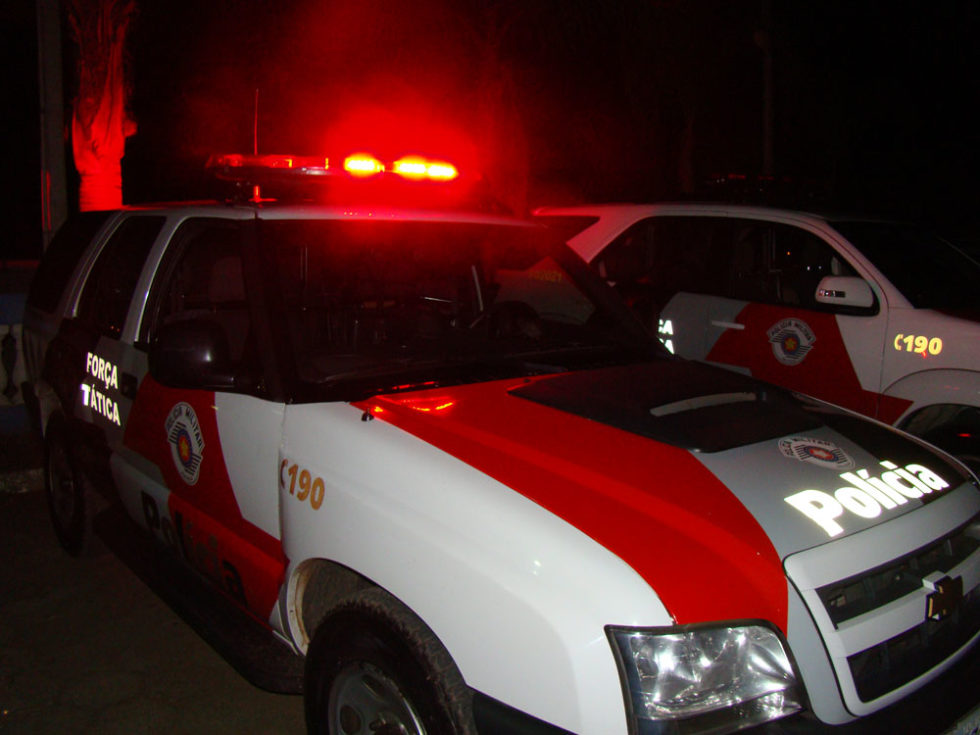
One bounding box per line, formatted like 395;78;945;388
23;154;980;735
534;202;980;472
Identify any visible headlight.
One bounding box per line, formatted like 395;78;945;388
607;623;802;735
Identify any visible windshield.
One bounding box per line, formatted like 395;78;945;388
831;220;980;310
262;219;658;399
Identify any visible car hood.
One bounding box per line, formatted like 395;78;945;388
356;361;975;628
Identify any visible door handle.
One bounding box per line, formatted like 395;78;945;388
710;320;745;331
120;372;139;399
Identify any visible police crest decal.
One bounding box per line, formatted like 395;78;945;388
778;436;854;470
166;402;205;485
767;318;816;366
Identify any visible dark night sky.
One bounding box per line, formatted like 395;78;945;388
5;0;980;259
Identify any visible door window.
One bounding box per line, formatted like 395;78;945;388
146;219;260;389
594;216;729;325
75;216;164;338
29;211;114;315
727;220;856;309
596;216;858;313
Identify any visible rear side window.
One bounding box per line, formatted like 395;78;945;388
76;215;165;338
27;211;114;313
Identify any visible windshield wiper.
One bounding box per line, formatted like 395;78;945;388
313;341;648;402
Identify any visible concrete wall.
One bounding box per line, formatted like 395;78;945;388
0;263;36;436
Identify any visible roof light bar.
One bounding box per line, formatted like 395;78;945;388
210;152;458;181
207;151;465;202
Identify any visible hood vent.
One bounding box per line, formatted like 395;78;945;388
510;362;821;453
649;391;758;418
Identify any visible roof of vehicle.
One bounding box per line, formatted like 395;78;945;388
108;200;534;228
533;200;903;225
260;203;534;226
532;201;914;263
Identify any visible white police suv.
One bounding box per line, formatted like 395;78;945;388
535;202;980;472
23;157;980;734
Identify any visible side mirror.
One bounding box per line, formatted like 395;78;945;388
814;275;875;309
149;318;236;390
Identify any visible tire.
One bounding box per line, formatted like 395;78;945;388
305;588;477;735
43;420;97;557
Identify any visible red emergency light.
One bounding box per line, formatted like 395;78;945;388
344;153;459;182
205;149;492;210
391;156;458;181
209;152;458;183
344;153;384;176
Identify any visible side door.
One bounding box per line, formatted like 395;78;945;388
112;217;288;622
699;219;887;417
42;214;165;484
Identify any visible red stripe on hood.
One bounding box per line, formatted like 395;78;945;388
357;376;787;630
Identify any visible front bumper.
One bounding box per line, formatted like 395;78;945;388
758;625;980;735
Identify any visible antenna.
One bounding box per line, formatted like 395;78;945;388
252;89;260;200
253;88;259;155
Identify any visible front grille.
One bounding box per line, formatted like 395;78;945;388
847;584;980;700
785;497;980;717
817;524;980;627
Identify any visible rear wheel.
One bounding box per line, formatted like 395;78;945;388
305;589;476;735
43;420;97;557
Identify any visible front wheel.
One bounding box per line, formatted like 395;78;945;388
305;589;476;735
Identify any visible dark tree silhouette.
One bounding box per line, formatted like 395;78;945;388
68;0;137;210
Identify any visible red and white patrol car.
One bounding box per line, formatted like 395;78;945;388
23;160;980;735
535;202;980;471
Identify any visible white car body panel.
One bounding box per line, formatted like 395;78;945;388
215;392;284;540
279;402;671;734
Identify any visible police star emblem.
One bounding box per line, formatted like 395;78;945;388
767;318;816;366
166;402;205;485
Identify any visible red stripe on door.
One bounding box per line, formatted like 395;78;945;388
707;304;911;422
123;376;286;619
